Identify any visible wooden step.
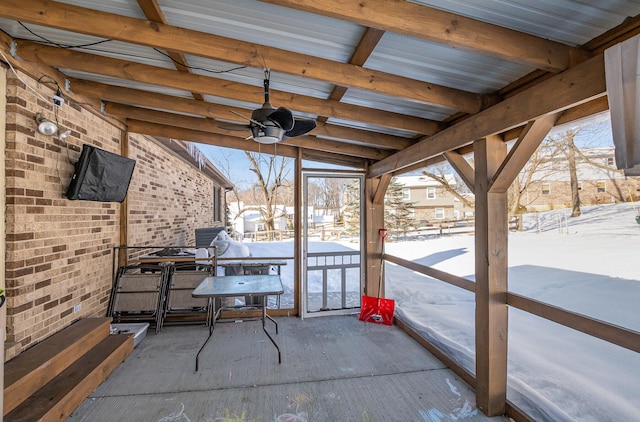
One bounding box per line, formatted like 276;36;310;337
4;317;112;416
5;333;133;422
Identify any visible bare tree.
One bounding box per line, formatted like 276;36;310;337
422;167;474;207
210;151;293;240
547;129;582;217
509;140;563;214
306;178;346;217
244;152;292;238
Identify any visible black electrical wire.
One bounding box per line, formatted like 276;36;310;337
19;22;247;75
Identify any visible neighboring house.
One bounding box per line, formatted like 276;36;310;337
520;147;640;212
229;202;301;237
394;175;474;224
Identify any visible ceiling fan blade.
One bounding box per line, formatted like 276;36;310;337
267;107;295;131
229;109;266;128
218;123;250;131
285;118;317;138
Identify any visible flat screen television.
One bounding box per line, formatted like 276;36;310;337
66;144;136;202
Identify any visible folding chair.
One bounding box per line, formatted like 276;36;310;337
163;266;213;324
108;265;168;333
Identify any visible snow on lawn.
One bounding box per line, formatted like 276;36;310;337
245;203;639;421
385;202;640;422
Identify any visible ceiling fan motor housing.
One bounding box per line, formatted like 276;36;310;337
251;120;285;144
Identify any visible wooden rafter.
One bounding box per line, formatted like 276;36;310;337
259;0;590;72
13;40;438;136
70;80;413;150
135;0;205;102
126;120;366;168
326;27;386;104
0;0;483;113
105;102;391;160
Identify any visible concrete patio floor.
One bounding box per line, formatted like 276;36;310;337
68;315;508;421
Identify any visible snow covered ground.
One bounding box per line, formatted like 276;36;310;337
384;202;640;422
246;203;639;421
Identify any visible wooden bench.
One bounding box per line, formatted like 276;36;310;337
4;317;133;421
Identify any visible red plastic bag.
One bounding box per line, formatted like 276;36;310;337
359;295;395;326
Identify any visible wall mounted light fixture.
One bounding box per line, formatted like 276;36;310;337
35;113;71;141
35;113;58;136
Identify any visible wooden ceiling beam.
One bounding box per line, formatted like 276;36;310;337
13;40;439;135
127;119;368;168
106;102;390;160
313;122;413;150
282;136;391;161
326;27;386;103
69;79;413;150
260;0;589;72
135;0;205;102
126;119;299;157
369;53;607;178
0;0;482;113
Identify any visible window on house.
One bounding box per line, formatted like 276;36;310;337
427;187;436;199
606;157;614;166
542;183;550;195
578;181;582;191
213;187;221;222
402;188;410;200
435;208;445;219
597;180;606;193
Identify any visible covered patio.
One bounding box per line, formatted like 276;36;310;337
2;1;640;420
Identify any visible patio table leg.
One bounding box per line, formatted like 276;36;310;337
261;299;281;364
195;298;220;372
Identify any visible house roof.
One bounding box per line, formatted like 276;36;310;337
1;0;638;172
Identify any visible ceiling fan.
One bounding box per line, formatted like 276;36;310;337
219;69;317;144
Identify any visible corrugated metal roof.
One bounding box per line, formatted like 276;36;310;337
409;0;640;45
366;32;533;94
159;0;364;62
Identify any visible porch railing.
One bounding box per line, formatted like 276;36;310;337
384;253;640;417
306;251;360;310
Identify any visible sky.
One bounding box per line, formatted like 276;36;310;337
237;201;639;421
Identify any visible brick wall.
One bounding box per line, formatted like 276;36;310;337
127;135;222;249
4;69;224;353
4;70;122;350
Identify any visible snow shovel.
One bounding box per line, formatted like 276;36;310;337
359;228;395;326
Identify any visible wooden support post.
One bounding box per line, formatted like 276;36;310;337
294;148;302;315
118;130;129;267
474;136;508;416
365;172;390;297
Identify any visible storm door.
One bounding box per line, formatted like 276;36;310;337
302;172;364;317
